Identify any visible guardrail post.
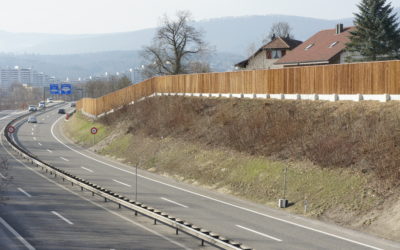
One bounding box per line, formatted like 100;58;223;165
104;198;107;202
154;219;157;225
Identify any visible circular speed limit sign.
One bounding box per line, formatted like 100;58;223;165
90;127;98;135
7;125;16;134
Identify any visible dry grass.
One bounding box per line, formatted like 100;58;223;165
0;157;11;203
101;97;400;192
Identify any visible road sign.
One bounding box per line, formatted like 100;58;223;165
91;127;98;135
50;84;60;95
7;125;15;134
61;84;72;95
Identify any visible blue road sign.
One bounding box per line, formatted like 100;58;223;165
60;84;72;95
50;84;59;95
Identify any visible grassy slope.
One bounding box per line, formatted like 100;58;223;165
63;97;400;241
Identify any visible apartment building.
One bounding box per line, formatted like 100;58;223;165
0;66;56;89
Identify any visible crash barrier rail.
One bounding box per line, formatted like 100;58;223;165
3;110;252;250
78;60;400;116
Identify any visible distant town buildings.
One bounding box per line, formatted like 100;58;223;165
125;67;146;84
0;66;58;90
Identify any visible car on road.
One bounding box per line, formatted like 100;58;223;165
70;102;76;107
28;105;37;112
47;98;53;103
27;116;37;123
58;108;66;114
38;101;45;109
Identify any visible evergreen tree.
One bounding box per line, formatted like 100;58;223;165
347;0;400;61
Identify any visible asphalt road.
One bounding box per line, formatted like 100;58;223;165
4;104;400;249
0;106;206;250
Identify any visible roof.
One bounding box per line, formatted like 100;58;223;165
263;37;302;50
276;26;356;65
235;36;303;68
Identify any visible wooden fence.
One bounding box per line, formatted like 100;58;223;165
77;60;400;116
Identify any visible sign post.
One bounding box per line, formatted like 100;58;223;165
61;84;72;95
91;127;98;146
7;125;15;134
50;84;60;95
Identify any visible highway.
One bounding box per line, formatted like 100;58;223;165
0;107;204;250
2;104;400;249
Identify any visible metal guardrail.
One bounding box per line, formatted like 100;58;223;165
3;109;252;250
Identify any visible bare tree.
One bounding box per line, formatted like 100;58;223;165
246;42;258;57
84;76;131;98
141;11;210;78
263;22;294;43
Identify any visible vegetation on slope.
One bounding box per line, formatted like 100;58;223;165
64;97;400;240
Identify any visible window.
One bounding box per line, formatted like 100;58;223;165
329;41;339;48
305;43;314;50
271;50;282;59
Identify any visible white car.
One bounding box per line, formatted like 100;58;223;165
38;101;45;109
47;98;53;103
28;105;37;112
27;116;37;123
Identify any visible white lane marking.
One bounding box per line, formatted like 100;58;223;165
161;197;188;208
237;225;282;242
113;179;131;187
0;138;190;250
0;173;6;179
18;188;32;198
60;157;69;162
0;217;36;250
31;128;34;131
41;118;45;121
81;166;94;173
33;137;37;141
47;149;52;153
38;143;42;146
47;115;49;118
51;211;73;225
31;132;34;135
50;117;383;250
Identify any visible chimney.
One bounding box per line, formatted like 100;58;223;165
336;23;344;34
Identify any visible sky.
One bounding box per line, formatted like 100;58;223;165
1;0;400;34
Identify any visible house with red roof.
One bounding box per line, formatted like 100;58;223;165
275;24;355;67
235;36;302;70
